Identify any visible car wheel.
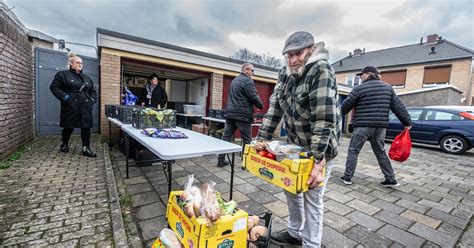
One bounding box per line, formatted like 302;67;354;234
440;135;467;155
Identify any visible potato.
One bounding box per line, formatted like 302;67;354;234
249;226;268;241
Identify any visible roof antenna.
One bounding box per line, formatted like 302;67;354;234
429;46;436;54
420;37;423;44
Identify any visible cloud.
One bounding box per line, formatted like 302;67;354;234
4;0;473;62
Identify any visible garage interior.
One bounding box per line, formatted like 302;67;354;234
120;58;211;128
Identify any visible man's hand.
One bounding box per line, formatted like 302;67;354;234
307;158;326;188
141;102;145;107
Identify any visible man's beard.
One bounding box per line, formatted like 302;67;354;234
286;52;312;76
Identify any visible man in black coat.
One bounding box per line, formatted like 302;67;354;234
340;66;412;187
50;54;97;157
140;73;168;109
217;63;263;167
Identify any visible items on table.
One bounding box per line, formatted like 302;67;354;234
141;128;188;139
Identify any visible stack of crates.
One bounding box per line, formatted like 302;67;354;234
117;105;143;124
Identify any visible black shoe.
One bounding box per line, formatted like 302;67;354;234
217;160;229;167
270;230;302;247
381;179;400;188
339;176;352;185
60;143;69;153
82;146;97;157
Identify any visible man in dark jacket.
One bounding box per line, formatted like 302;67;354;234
217;63;263;167
50;53;97;157
140;73;168;109
340;65;412;187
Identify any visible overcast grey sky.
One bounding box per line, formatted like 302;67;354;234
5;0;473;63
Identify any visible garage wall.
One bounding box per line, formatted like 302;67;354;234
167;79;186;102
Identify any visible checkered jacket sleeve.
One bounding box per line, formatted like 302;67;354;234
256;78;284;140
310;62;339;158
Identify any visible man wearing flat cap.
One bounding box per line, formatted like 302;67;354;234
256;31;341;247
339;65;412;187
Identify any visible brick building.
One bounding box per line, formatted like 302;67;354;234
332;34;474;106
0;2;55;160
97;28;281;141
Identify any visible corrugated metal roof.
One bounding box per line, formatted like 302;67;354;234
332;39;474;73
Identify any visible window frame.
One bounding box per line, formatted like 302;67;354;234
422;64;452;87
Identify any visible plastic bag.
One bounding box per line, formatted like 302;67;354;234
265;141;303;160
180;175;203;218
123;87;138;105
201;181;221;224
389;128;412;162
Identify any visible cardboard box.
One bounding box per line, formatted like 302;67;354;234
192;124;209;135
166;191;248;248
242;145;325;194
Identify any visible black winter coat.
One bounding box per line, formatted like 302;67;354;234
140;84;168;109
50;69;97;128
341;79;412;128
224;73;263;122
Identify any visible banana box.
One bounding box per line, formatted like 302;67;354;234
242;145;325;194
166;191;248;248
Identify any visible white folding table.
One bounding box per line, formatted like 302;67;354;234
121;125;242;199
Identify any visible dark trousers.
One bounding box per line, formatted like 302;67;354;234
218;119;251;161
62;128;91;147
343;127;395;181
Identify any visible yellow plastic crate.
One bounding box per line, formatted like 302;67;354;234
242;144;325;194
166;191;248;248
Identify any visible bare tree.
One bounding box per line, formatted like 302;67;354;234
231;48;283;68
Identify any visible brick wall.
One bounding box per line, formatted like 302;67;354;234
211;73;223;109
0;12;34;160
335;59;474;105
99;52;121;141
399;88;462;107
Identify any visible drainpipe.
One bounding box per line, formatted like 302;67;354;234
467;58;474;106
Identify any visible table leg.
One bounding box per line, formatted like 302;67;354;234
167;160;172;196
125;133;130;178
184;116;187;129
230;152;235;200
108;120;112;148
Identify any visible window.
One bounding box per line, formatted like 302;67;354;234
390;109;423;121
380;70;407;88
346;75;361;87
424;110;464;121
408;109;424;121
423;65;451;87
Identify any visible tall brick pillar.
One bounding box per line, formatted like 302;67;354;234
211;73;224;110
100;53;121;142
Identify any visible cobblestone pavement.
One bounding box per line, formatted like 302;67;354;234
3;133;470;247
111;136;474;248
0;135;116;247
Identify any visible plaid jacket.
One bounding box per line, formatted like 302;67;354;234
257;59;342;161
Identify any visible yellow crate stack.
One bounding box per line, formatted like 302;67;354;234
166;191;249;248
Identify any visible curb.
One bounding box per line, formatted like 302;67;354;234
103;143;129;248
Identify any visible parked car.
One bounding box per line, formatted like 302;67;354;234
386;106;474;155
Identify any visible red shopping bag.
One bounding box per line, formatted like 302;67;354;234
389;128;412;162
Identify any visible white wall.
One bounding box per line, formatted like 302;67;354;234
188;77;208;108
167;79;187;102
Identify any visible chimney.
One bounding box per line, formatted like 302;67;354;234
426;34;439;43
353;48;363;56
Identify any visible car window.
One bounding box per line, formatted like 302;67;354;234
424;110;465;121
408;110;423;121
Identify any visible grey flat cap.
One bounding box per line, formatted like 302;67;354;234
282;31;315;55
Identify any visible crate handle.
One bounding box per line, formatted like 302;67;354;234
221;229;232;236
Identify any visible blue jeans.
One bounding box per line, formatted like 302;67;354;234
344;127;395;181
285;160;333;247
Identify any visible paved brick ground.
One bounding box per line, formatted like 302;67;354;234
2;134;472;247
111;136;474;247
0;135;115;247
